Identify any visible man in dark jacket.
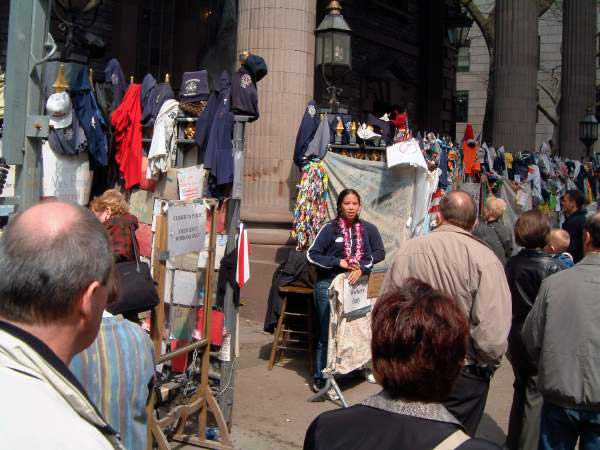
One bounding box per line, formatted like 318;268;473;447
504;210;566;450
523;213;600;450
561;189;587;263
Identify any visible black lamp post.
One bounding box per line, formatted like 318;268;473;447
446;5;473;47
579;107;598;157
315;0;352;113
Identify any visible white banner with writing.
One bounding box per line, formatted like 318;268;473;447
342;274;370;316
41;142;92;205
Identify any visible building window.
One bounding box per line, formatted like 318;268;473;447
455;91;469;123
457;43;470;72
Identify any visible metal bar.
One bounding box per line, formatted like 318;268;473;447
4;0;50;209
156;339;209;365
199;202;218;434
151;212;168;358
218;118;248;424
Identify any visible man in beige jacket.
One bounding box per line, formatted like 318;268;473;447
0;202;123;449
381;190;511;436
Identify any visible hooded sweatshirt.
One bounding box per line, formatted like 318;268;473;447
204;72;234;185
140;74;157;127
104;58;127;111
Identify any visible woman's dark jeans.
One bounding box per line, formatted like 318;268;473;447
313;277;333;386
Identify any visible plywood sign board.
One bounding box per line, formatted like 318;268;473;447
367;271;386;299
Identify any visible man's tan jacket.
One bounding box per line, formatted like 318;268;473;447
381;224;511;367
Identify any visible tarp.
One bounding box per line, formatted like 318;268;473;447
323;151;418;270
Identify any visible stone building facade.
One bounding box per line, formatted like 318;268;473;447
456;0;599;152
1;0;462;321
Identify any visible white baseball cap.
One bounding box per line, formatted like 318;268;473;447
46;92;73;129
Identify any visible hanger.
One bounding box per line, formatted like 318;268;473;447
129;75;134;84
164;73;170;84
53;63;69;93
88;67;94;86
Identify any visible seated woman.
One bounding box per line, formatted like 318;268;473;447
303;278;500;450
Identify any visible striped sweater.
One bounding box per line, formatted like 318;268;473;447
70;314;155;450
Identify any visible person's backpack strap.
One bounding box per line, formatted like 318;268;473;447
432;429;470;450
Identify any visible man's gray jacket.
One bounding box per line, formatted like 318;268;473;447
381;224;512;368
523;253;600;410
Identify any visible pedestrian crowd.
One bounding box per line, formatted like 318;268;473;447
306;189;600;450
0;186;599;450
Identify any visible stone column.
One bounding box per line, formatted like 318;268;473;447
237;0;317;319
559;0;596;159
493;0;538;151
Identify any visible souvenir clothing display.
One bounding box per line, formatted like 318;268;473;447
70;66;109;167
179;70;210;104
104;58;127;112
146;82;174;127
204;71;234;186
195;84;220;157
112;83;142;189
147;99;179;177
48;112;87;156
231;65;259;121
304;116;332;162
293;100;320;167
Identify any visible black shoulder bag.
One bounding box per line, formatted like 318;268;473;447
108;225;160;315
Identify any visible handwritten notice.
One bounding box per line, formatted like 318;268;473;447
342;275;370;316
41;142;92;205
177;165;205;200
167;202;206;257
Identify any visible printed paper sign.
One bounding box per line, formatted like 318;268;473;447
164;269;200;306
167;202;206;257
342;275;370;316
0;165;16;198
197;234;228;269
41;142;92;205
177;165;205;200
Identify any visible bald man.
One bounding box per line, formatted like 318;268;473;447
0;202;124;449
381;191;511;436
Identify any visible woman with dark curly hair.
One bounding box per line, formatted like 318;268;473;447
303;278;500;450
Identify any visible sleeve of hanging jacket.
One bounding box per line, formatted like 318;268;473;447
111;84;142;189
